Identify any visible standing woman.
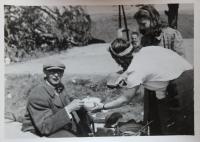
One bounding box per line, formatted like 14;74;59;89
134;5;185;57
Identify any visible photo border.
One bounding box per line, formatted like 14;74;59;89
1;0;200;142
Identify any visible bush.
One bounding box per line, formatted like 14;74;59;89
4;6;92;63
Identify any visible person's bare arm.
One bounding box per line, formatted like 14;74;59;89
91;86;139;113
103;86;139;109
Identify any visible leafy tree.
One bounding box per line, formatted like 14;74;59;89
4;5;92;62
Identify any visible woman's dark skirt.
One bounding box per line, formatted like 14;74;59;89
143;70;194;135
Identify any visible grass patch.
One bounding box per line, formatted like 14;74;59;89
5;74;143;123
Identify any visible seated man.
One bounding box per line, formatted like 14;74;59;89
93;38;193;135
21;60;93;137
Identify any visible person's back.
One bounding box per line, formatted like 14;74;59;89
123;46;192;90
124;46;193;135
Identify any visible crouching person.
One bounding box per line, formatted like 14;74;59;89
93;38;194;135
22;60;93;137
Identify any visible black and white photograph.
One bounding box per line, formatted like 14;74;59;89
3;1;197;139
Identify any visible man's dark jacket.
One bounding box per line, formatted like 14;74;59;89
22;80;92;137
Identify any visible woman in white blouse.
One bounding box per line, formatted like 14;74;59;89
92;38;193;135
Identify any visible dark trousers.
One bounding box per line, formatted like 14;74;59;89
144;90;174;135
143;90;162;135
143;70;194;135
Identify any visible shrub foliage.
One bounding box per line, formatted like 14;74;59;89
4;6;92;62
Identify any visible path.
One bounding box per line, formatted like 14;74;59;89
5;39;194;75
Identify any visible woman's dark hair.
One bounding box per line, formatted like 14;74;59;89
109;38;133;71
134;5;167;37
110;38;130;54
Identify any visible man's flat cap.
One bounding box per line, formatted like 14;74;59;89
43;60;66;71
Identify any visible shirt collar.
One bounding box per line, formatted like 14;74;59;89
155;29;164;40
43;80;64;97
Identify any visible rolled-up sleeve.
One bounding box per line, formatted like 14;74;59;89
118;70;144;89
27;88;72;136
125;72;144;88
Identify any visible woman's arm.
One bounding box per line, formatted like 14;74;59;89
103;86;139;110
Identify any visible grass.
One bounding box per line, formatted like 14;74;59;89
5;74;143;123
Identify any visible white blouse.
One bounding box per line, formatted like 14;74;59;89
119;46;192;98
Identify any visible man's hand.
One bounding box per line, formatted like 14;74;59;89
66;99;84;113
